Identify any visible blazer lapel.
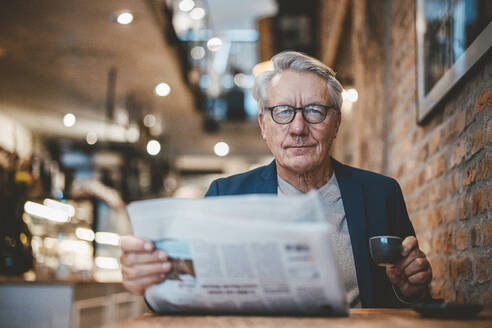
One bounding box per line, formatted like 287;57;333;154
332;158;374;307
257;160;278;194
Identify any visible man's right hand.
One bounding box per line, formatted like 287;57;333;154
120;235;172;295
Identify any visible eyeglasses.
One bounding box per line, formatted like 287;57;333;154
264;104;336;124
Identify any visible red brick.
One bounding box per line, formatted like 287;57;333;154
471;128;483;156
476;86;492;112
431;183;439;203
417;170;426;188
434;155;446;178
410;213;422;228
406;197;417;214
471;224;481;247
439;179;447;201
451;138;466;167
462;162;477;186
472;189;485;215
443;114;464;145
443;229;453;253
465;103;475;127
484;221;492;245
477;154;492;180
458;196;470;220
450;257;472;280
474;256;490;283
417;186;429;210
430;258;447;280
396;120;410;139
445;201;457;222
413;127;425;144
418;143;429;162
455;228;467;250
454;110;466;136
430;131;440;154
434;232;443;251
487;119;492;144
448;171;459;195
425;165;433;182
428;206;444;228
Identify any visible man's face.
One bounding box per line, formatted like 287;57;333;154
258;70;340;175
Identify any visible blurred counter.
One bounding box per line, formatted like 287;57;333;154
0;276;146;328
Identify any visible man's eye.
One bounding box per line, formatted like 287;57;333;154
305;106;324;115
275;107;293;116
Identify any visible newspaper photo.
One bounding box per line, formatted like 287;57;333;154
127;191;349;316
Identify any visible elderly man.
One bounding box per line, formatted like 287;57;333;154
120;51;432;308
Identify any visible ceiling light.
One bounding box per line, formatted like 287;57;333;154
76;228;95;242
24;201;69;223
190;46;205;60
179;0;195;12
63;113;76;127
43;199;75;217
143;114;156;128
127;125;140;142
214;142;229;157
342;88;359;102
117;12;133;25
147;140;161;156
86;132;98;145
95;232;120;246
190;7;205;20
155;82;171;96
207;37;222;52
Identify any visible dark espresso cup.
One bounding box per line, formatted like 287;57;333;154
369;236;402;267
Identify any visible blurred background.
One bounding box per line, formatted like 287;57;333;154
0;0;490;327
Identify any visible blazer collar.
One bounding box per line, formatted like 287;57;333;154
332;158;374;307
256;160;277;194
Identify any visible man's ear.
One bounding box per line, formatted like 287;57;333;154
258;111;266;139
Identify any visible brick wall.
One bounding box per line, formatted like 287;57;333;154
387;0;492;306
321;0;492;306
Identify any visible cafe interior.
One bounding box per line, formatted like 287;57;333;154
0;0;491;327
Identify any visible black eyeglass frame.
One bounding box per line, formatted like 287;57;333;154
264;104;337;124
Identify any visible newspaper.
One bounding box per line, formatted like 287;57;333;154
127;191;349;316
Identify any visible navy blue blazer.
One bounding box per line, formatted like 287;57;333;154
205;158;417;308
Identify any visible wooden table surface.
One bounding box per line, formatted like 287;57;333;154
107;308;492;328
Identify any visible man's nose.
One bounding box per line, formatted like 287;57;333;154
289;110;308;135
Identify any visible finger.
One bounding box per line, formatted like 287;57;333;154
121;251;168;266
122;261;172;280
403;257;430;277
385;266;401;284
123;273;166;296
407;267;432;285
121;235;154;253
398;248;424;270
401;236;418;257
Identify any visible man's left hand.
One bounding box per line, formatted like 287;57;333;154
386;236;432;300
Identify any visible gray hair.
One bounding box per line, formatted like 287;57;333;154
252;51;344;112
